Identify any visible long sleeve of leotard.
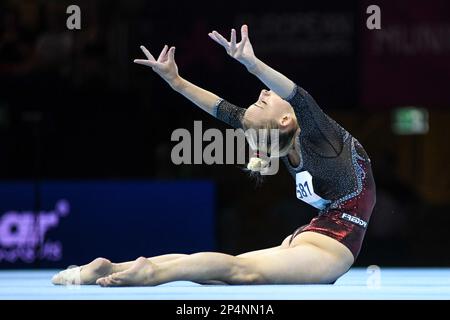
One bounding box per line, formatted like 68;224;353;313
285;85;346;157
212;98;246;129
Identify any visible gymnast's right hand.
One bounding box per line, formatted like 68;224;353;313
133;45;179;86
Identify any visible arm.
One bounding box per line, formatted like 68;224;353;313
134;44;246;128
173;76;245;128
134;45;220;116
209;25;346;155
171;76;221;116
247;58;295;99
208;25;295;99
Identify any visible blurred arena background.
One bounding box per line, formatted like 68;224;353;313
0;0;449;269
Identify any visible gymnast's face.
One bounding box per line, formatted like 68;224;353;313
244;89;296;129
243;89;299;158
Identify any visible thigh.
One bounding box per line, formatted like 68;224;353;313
242;242;352;284
236;234;292;258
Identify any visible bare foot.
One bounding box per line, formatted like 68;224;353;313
52;257;113;285
96;257;156;287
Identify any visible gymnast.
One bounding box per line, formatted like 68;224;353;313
52;25;376;286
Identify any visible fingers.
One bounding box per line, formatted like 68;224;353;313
167;46;175;62
134;44;173;67
230;28;237;53
210;31;229;48
209;27;248;55
157;45;169;62
208;33;228;51
241;24;249;40
208;32;221;45
133;59;157;67
140;45;156;61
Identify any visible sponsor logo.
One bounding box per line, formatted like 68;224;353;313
0;200;70;263
340;213;368;228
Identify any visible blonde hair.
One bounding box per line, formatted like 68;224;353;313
247;156;270;172
242;117;298;175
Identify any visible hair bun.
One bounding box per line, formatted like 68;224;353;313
247;157;269;173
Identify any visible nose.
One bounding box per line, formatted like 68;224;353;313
260;89;270;101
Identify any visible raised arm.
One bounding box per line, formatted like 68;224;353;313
134;45;220;116
209;26;347;155
208;25;295;99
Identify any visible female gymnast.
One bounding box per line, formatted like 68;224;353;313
52;25;376;286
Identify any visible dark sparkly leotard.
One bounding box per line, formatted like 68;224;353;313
213;84;376;259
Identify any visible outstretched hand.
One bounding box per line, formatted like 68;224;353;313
208;24;257;71
134;45;179;85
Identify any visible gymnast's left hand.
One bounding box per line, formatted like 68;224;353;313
208;24;257;72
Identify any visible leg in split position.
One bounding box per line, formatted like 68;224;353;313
95;233;353;287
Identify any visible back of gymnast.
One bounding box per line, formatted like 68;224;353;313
52;25;376;287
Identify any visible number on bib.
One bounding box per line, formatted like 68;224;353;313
295;171;331;210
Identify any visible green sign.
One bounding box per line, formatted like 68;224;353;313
392;107;429;135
